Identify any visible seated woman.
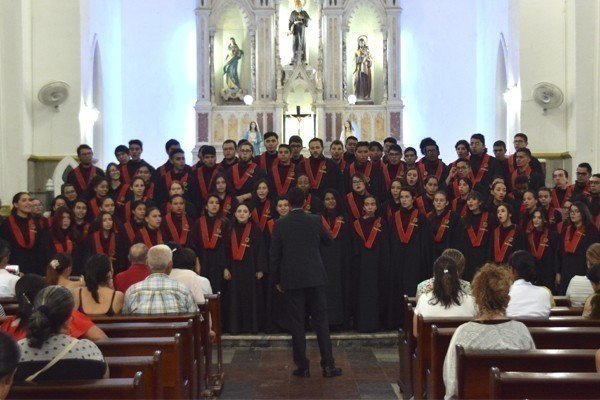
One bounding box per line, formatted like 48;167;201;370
416;248;471;299
45;254;84;290
413;255;477;337
566;243;600;307
1;275;106;343
73;254;123;316
506;250;553;318
443;263;536;399
583;264;600;318
0;331;19;399
14;286;108;381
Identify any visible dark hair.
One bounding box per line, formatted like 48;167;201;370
404;147;417;156
76;144;92;156
27;286;74;348
288;135;303;145
552;168;569;179
537;187;552;196
50;206;77;242
238;141;254;152
165;139;180;152
455;140;471;152
356;141;370;150
384;137;398;145
419;137;439;155
288;187;306;208
321;189;343;216
114;145;129;156
15;275;47;334
309;137;324;147
345;136;358;144
131;199;146;212
278;144;291;152
515;148;532;158
569;201;594;229
470;133;485;145
84;254;112;303
578;162;593;174
264;131;279;141
0;331;19;381
169;148;185;158
209;172;232;195
369;141;383;151
508;250;536;282
493;140;506;149
251;179;270;204
172;248;197;271
222;139;237;149
169;194;185;204
50;195;68;215
430;256;463;308
128;139;143;148
201;145;216;156
423;175;439;186
105;162;119;175
12;192;29;206
586;264;600;285
61;182;76;196
0;239;10;260
45;253;73;286
330;139;344;148
497;202;514;217
388;144;402;153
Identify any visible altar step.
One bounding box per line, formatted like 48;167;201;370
221;331;397;348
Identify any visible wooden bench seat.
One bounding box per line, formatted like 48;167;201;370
489;368;600;399
456;348;598;399
106;351;164;399
8;373;147;399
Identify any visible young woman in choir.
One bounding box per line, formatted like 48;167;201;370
415;175;438;215
388;187;433;328
488;203;525;264
403;167;422;195
121;200;146;247
266;197;290;234
135;164;155;200
223;203;266;334
48;195;68;225
485;180;509;216
451;177;472;218
30;198;48;232
45;253;84;289
86;211;125;272
250;179;272;233
210;173;237;220
320;189;351;329
46;206;83;275
557;201;600;294
118;177;146;222
457;191;493;281
526;208;559;291
106;162;125;202
536;187;564;232
73;254;124;316
162;180;197;219
383;178;403;220
519;190;538;232
161;195;192;247
135;206;164;248
72;200;90;241
296;174;323;214
427;190;459;258
350;195;389;332
345;173;370;220
0;192;47;275
86;176;110;220
193;194;229;294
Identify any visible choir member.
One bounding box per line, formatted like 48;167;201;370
451;177;471;217
489;203;525;264
72;199;90;241
508;133;543;175
508;148;544;192
416;137;449;184
86;176;109;220
298;138;344;199
269;144;296;198
345;173;370;220
350;195;388;332
255;132;279;173
457;191;493;281
135;206;164;248
296;174;323;214
566;162;592;201
289;135;305;165
320;189;351;329
161;195;192;247
65;144;105;196
161;180;197;219
415;175;438;215
404;167;422;196
468;133;501;201
492;140;509;179
519;190;538;232
210;173;237;220
446;158;477;200
85;211;125;273
224;203;266;334
388;187;433;328
155;148;191;206
0;192;47;275
47;206;83;275
30;198;48;232
156;138;181;177
452;140;471;166
508;174;529;212
329;140;347;173
251;179;272;233
107;163;128;205
381;144;406;192
588;174;600;223
382;137;398;164
403;147;418;170
190;145;221;206
220;140;239;172
135;164;156;201
118;177;146;222
114;144;130;166
551;168;570;210
49;195;68;219
383;179;402;219
343;136;358;164
485;180;509;218
228;141;266;204
369;141;384;169
557;201;599;294
60;183;78;209
122;200;146;247
120;139;155;185
344;141;383;199
537;187;564;233
527;208;559;290
427;190;459;258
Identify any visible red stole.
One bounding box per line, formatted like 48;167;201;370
349;162;373;183
433;210;452;243
353;217;382;249
551;188;567;209
93;231;116;260
53;237;73;255
511;166;531;189
164;213;190;245
507;154;516;174
196;166;219;200
346;193;363;219
321;216;344;239
139;227;163;248
272;160;295;196
394;209;420;244
466;212;489;247
472;154;490;185
123;222;137;243
144;183;155;200
232;163;257;190
493;225;516;262
451;198;468;217
335;159;347;173
199;216;223;250
303;194;313;212
88;198;101;217
231;223;252;261
528;229;549;260
417;160;443;181
73;165;97;192
165;170;189;192
220;196;233;217
564;225;585;254
8;215;36;249
267;219;276;234
304;158;327;190
115;184;130;205
251;200;271;231
382;163;405;190
415;196;433;215
120;164;131;185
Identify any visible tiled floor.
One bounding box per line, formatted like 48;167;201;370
218;347;401;399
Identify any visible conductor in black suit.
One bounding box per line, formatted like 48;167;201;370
270;187;342;378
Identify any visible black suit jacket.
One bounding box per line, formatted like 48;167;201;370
270;209;333;290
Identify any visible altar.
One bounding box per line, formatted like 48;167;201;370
193;0;403;156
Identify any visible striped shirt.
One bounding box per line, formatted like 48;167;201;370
123;273;199;315
566;275;594;307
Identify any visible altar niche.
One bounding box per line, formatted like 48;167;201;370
278;0;319;68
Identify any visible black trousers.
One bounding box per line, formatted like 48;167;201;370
285;285;334;370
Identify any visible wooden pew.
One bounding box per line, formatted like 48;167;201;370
106;352;164;399
0;296;17;305
427;326;600;400
456;347;598;399
489;368;600;399
205;293;224;396
8;373;147;399
553;295;571;307
549;306;583;316
96;335;187;399
398;298;415;397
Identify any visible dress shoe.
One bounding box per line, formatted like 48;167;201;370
322;366;342;378
292;368;310;378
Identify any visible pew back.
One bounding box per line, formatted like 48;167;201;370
106;351;164;399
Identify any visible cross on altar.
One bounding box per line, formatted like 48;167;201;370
285;105;312;136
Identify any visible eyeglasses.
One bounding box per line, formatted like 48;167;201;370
239;149;253;154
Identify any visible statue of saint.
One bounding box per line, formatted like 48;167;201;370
288;0;310;64
340;119;360;141
242;121;263;156
353;36;372;101
223;37;244;92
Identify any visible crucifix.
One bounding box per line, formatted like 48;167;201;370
285;105;312;136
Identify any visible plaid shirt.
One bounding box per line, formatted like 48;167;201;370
123;273;199;315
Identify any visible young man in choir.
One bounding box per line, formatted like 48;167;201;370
296;174;323;214
298;138;343;199
469;133;501;201
156;139;181;177
227;142;266;204
382;137;398;164
403;147;418;170
120;139;156;185
368;141;384;168
493;140;509;181
509;148;544;191
155;148;191;206
589;174;600;225
551;168;570;210
509;133;543;174
567;162;592;200
344;141;383;199
61;183;78;208
537;187;563;232
329;140;346;172
381;144;405;193
269;144;296;198
343;136;358;164
66;144;105;196
220;139;239;171
255;131;279;173
114;145;130;166
417;137;449;185
453;140;471;163
190;145;221;207
289;135;305;165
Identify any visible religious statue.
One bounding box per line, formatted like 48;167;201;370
353;35;372;101
339;119;360;141
242;121;263;156
288;0;310;64
221;37;245;101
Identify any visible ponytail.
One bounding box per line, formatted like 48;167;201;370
27;286;74;348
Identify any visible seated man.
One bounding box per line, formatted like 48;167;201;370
0;240;19;298
170;247;211;302
123;244;198;314
114;243;151;293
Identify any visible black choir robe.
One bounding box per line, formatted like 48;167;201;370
345;192;369;220
133;226;165;248
251;199;275;330
84;230;127;273
154;166;192;207
268;161;296;198
456;211;494;281
226;161;267;198
381;162;406;192
542;206;564;233
66;164;105;196
47;230;83;275
121;220;145;251
0;214;48;275
557;224;600;294
192;215;229;293
218;157;238;172
383;199;402;221
120;159;156;185
415;195;435;216
160;201;197;222
344;161;384;200
388;208;433;328
427;208;460;258
302;194;323;214
160;212;193;247
224;222;266;334
527;228;560;291
189;164;222;206
551;187;570;209
297;156;344;200
350;216;389;332
416;158;449;186
254;151;278;176
487;224;525;264
469;153;501;201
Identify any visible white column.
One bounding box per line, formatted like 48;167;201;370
322;6;344;102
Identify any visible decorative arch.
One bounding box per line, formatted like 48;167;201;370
209;0;255;31
282;64;318;104
343;0;387;32
52;157;79;196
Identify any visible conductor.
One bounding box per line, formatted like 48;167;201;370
270;188;342;378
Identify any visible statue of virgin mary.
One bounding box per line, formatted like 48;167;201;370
242;121;263;156
339;119;361;141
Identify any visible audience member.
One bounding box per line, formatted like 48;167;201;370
0;331;19;400
170;247;210;303
113;244;151;293
506;251;552;318
415;248;471;299
44;253;84;290
566;242;600;307
583;264;600;318
0;240;18;298
73;254;123;316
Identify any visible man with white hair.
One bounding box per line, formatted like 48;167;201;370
122;244;198;314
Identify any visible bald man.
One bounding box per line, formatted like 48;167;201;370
114;244;150;293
